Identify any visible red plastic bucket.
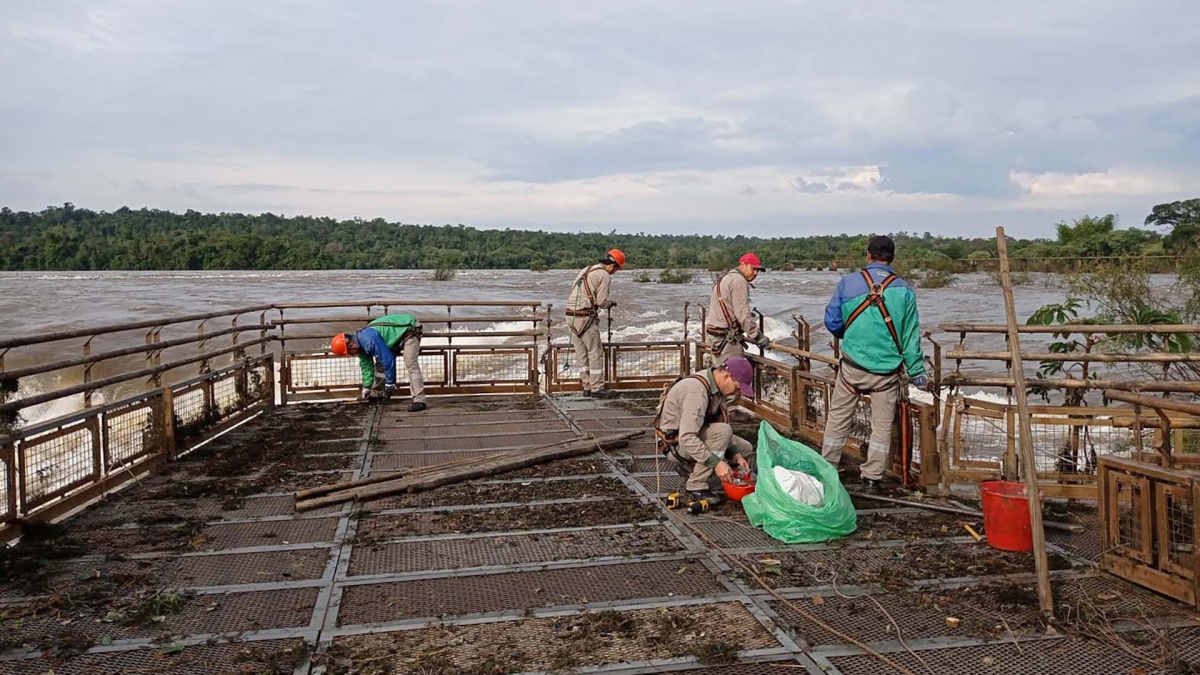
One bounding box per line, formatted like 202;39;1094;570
978;481;1040;552
721;472;756;502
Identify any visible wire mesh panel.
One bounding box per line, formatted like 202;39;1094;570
1113;471;1150;561
754;361;793;422
288;353;362;391
611;344;685;382
943;399;1006;473
453;349;532;384
18;418;99;510
172;383;210;430
1160;483;1195;579
212;368;240;415
0;444;13;524
103;394;162;469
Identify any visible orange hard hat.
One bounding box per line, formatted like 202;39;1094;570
331;333;349;356
606;248;626;269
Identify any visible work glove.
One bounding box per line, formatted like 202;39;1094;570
754;337;771;351
911;375;928;390
383;384;395;400
601;300;616;310
359;388;371;401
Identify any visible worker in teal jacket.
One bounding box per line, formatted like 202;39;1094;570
331;314;426;412
820;236;926;492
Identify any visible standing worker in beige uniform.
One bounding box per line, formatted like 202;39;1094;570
565;249;625;399
706;253;771;364
654;357;756;506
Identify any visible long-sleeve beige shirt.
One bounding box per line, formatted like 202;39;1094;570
567;264;613;312
706;270;762;341
654;369;727;468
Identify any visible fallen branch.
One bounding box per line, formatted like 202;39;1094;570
850;491;1085;534
295;431;641;511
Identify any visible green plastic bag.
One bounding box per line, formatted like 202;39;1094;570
742;421;857;543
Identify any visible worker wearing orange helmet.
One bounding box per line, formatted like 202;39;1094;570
330;313;426;411
565;249;625;398
706;252;771;364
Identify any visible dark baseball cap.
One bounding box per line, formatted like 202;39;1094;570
868;235;895;259
723;357;755;397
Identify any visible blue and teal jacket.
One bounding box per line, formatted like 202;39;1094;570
823;263;925;377
356;314;420;388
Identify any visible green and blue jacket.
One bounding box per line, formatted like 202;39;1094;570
823;263;925;377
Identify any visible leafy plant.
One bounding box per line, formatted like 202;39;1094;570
658;268;695;284
632;270;653;283
432;265;458;281
1025;298;1097;405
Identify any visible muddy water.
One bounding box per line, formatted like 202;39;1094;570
0;268;1070;349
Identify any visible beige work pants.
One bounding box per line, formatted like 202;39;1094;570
819;362;899;481
668;423;756;492
370;336;425;402
569;317;605;392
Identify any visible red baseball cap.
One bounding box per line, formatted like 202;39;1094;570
739;253;765;271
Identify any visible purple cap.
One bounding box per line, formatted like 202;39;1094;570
723;357;754;397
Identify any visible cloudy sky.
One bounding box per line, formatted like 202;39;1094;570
1;1;1197;237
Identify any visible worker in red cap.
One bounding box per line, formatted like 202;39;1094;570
705;252;771;364
565;249;625;398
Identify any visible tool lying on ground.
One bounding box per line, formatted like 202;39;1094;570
293;430;642;511
665;491;712;515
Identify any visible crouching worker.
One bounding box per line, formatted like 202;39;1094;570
331;313;427;412
654;357;756;506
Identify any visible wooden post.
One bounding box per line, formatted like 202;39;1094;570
996;226;1055;619
161;387;176;459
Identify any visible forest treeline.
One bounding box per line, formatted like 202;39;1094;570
1;200;1197;271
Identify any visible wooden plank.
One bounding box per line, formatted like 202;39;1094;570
1103;552;1196;605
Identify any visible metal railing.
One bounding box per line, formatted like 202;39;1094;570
0;354;273;531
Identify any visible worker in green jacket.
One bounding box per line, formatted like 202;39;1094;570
331;314;426;412
820;236;926;493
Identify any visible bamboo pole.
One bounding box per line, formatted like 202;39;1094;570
940;323;1200;334
996;226;1055;618
766;343;839;366
946;350;1200;363
1106;391;1200;417
944;375;1200;393
295;431;640;511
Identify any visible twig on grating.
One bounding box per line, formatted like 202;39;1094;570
811;563;937;675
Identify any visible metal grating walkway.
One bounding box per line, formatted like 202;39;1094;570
2;394;1198;675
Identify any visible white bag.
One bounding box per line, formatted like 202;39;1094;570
772;465;826;507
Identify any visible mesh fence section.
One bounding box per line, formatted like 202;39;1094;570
550;345;582;384
20;419;98;508
289;354;361;389
948;405;1006;470
612;346;683;380
0;448;11;523
756;364;792;413
246;360;271;401
454;350;531;384
172;384;209;428
213;369;240;415
1029;418;1135;476
103;396;161;469
1163;484;1195;575
1115;474;1146;556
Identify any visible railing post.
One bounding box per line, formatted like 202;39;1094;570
83;337;94;407
161;386;176;459
198;319;209;374
2;439;16;524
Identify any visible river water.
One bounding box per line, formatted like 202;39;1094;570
0;268;1069;348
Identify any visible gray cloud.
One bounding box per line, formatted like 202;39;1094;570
0;0;1198;236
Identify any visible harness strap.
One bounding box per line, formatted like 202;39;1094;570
653;373;722;454
843;270;902;353
711;271;741;333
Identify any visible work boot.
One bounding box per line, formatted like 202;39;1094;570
407;402;427;413
860;477;882;495
581;390;593;397
591;389;617;400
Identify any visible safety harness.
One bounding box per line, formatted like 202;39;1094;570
839;270;918;487
652;372;727;458
843;269;902;352
705;271;746;352
566;264;604;337
361;321;423;350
